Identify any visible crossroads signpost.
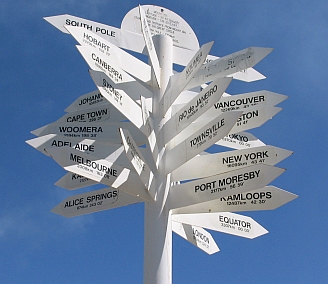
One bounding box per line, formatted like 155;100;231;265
27;5;297;284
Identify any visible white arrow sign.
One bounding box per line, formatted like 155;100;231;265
65;25;152;84
55;172;98;190
171;145;293;181
185;47;273;90
76;45;153;98
172;212;268;239
120;128;156;200
52;187;143;218
161;41;214;115
139;5;161;87
31;121;146;145
161;77;232;143
26;134;135;169
172;186;298;214
46;147;150;200
204;54;266;82
44;14;198;67
172;221;219;255
165;111;242;173
169;164;285;210
216;131;266;150
65;90;109;113
89;70;144;130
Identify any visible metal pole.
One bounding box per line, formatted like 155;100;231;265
143;34;173;284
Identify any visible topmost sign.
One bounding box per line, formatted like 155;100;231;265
121;5;199;51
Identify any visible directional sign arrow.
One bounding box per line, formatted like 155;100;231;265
76;45;153;98
204;54;266;82
65;90;108;113
65;25;152;84
216;131;266;150
168;164;285;210
171;145;293;181
198;90;287;119
185;47;273;90
165;110;242;174
161;41;214;116
44;14;197;66
160;77;232;144
55;172;98;190
120;128;156;200
139;5;161;87
172;221;220;255
31;121;147;145
46;147;150;200
89;70;144;130
52;187;143;218
26;134;135;169
172;186;298;214
172;212;268;239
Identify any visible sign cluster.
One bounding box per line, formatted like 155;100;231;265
27;4;297;262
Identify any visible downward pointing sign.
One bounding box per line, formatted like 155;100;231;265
172;212;268;239
172;221;220;255
119;128;156;200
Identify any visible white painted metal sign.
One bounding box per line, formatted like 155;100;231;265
52;187;143;217
165;111;243;173
45;147;150;200
31;121;146;145
161;77;231;143
172;221;219;255
55;172;98;190
121;5;199;50
172;186;298;214
120;128;156;199
89;70;144;130
171;145;292;181
65;25;152;84
172;212;268;239
169;164;285;209
185;47;273;90
65;90;109;113
216;131;266;150
161;41;214;115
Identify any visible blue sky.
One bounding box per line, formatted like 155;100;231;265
1;0;327;283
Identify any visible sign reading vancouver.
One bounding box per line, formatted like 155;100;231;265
27;5;296;284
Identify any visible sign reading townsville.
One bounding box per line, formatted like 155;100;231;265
27;5;296;284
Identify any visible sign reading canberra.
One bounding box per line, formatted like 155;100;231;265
27;5;296;284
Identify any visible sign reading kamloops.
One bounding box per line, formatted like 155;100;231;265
171;221;219;255
172;212;268;239
165;111;243;174
51;187;143;217
168;164;285;210
171;145;292;181
172;186;298;214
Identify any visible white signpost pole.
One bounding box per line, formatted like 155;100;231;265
143;34;173;284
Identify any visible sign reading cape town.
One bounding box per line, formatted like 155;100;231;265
27;4;296;284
